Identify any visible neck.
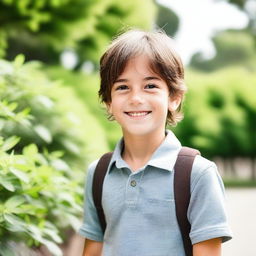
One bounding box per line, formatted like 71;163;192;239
122;130;166;171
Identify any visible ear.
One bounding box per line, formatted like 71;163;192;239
106;102;113;115
168;95;181;112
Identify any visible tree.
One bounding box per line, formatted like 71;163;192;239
221;0;256;32
0;0;156;64
155;3;179;37
190;29;256;71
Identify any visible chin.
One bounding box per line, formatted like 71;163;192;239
122;126;160;137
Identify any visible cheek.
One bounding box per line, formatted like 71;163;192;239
109;98;124;114
156;94;170;109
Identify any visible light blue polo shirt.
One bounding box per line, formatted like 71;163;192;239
79;130;232;256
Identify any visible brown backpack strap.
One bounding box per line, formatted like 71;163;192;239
92;152;113;233
174;147;200;256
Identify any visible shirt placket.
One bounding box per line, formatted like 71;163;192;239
125;169;144;207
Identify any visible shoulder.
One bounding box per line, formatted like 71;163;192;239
87;159;100;176
86;152;113;179
86;151;114;182
188;155;232;244
190;155;222;192
84;158;101;186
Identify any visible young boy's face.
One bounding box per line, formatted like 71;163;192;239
107;55;180;137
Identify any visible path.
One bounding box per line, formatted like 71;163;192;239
222;188;256;256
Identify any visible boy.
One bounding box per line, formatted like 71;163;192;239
79;29;232;256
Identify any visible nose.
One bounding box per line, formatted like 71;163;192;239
129;90;145;105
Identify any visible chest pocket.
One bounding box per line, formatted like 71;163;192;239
141;196;177;230
139;169;177;228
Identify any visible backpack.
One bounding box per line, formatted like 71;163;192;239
92;146;200;256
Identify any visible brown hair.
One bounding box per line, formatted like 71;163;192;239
99;29;187;126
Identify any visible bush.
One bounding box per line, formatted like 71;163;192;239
172;67;256;159
0;56;109;255
0;137;78;256
0;55;108;163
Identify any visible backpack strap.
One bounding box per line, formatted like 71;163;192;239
174;146;201;256
92;152;113;233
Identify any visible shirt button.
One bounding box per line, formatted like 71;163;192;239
130;180;137;187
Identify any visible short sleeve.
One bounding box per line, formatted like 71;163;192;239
78;159;104;242
188;156;232;245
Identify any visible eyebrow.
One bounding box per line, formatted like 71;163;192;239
114;76;161;83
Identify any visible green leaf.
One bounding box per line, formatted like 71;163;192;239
43;228;62;243
14;54;25;67
41;239;63;256
5;221;27;233
62;139;80;155
3;213;25;228
5;195;26;210
9;167;29;183
51;159;70;171
22;143;38;157
0;213;4;223
34;125;52;143
65;213;82;231
17;204;44;215
27;224;43;241
6;102;18;112
1;136;20;152
35;95;54;109
0;180;15;192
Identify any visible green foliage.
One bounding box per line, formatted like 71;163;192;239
0;101;75;255
0;30;7;59
72;0;156;64
155;3;179;36
172;66;256;158
1;0;156;63
0;141;77;256
0;55;108;164
224;179;256;187
226;0;247;9
190;30;256;71
0;56;109;254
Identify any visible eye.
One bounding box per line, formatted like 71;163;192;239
145;84;158;89
116;85;128;90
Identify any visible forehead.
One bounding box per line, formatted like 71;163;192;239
117;55;161;79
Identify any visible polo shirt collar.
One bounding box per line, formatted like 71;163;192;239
108;130;182;173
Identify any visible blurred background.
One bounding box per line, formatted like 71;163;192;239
0;0;255;255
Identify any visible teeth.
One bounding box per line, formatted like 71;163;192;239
127;111;149;117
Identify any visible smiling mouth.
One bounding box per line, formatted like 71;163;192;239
125;111;152;117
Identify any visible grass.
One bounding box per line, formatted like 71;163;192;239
224;179;256;188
